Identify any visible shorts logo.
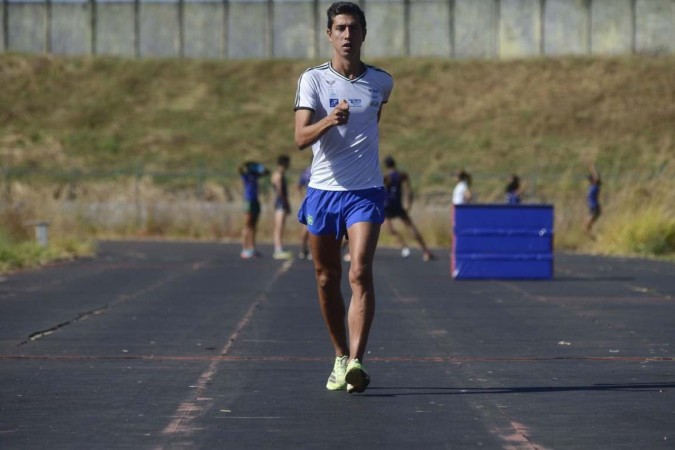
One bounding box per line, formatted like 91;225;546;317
307;214;314;226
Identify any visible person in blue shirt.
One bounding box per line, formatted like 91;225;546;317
238;161;270;259
585;164;602;235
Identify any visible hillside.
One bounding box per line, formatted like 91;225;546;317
1;53;674;256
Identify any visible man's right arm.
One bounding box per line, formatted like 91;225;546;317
294;100;350;150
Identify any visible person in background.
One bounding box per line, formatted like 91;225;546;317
505;174;523;204
382;156;435;261
294;1;394;394
297;164;312;260
238;161;270;259
271;155;293;260
452;170;472;205
585;163;602;235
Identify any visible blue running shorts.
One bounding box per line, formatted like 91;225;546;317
298;187;386;239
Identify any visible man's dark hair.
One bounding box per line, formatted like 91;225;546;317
384;156;396;168
278;155;290;166
327;2;366;32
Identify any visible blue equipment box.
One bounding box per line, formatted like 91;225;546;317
452;204;554;279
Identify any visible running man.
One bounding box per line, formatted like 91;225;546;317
271;155;293;260
294;1;393;393
238;161;270;259
382;156;435;261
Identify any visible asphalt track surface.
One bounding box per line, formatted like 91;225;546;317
1;240;674;449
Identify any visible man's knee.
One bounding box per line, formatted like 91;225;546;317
315;266;341;290
348;264;373;288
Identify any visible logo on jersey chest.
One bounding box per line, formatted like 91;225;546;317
327;85;377;109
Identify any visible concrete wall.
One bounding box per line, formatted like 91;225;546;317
97;2;136;56
51;2;92;55
7;2;46;53
500;0;542;59
544;0;590;55
2;0;674;59
184;1;224;58
636;0;675;54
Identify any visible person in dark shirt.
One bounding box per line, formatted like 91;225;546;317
505;174;523;204
382;156;435;261
585;163;602;235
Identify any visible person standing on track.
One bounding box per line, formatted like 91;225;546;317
294;1;393;393
382;156;435;261
297;164;312;260
452;170;472;205
238;161;270;259
585;163;602;235
505;174;523;204
271;154;293;260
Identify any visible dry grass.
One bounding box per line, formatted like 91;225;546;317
1;53;674;265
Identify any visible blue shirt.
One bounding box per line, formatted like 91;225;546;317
241;163;266;201
587;183;600;209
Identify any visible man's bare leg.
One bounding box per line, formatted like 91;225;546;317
310;233;349;357
346;221;381;361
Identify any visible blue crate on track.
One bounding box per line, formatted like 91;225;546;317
451;204;554;279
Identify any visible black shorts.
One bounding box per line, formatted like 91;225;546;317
384;205;409;220
589;205;601;219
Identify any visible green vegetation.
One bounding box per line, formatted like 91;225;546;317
1;53;674;269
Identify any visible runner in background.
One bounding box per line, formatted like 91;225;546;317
382;156;435;261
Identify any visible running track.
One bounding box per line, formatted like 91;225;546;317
1;240;674;449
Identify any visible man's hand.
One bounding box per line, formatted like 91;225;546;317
329;99;350;125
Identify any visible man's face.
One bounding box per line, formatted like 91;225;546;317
328;14;365;57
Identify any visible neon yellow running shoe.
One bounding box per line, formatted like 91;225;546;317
345;359;370;393
326;355;349;391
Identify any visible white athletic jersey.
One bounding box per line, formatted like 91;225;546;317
294;62;393;191
453;181;470;205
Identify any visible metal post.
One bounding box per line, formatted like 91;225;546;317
403;0;410;56
134;0;140;58
2;0;8;51
178;0;184;57
266;0;273;58
630;0;636;54
494;0;500;58
222;0;229;58
45;0;52;53
89;0;97;55
448;0;455;58
539;0;546;56
586;0;592;55
312;0;319;58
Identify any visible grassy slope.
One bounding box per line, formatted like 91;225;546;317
1;53;674;256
